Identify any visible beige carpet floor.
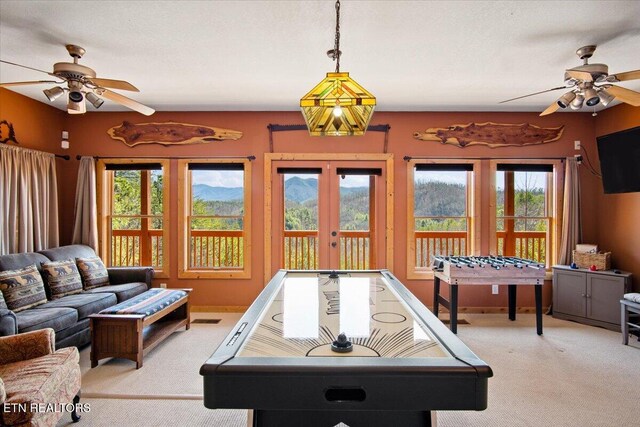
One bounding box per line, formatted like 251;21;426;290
56;312;640;427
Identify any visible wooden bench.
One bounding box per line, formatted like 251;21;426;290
621;293;640;345
89;288;192;368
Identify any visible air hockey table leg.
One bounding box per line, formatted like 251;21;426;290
508;285;517;321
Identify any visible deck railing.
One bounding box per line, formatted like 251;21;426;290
282;230;371;270
415;231;468;268
497;230;547;263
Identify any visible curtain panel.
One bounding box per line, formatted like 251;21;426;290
0;144;59;255
558;157;582;265
72;156;98;251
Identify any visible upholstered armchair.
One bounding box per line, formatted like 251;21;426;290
0;328;81;426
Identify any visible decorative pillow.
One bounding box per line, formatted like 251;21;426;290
0;265;48;312
41;259;84;299
76;257;110;290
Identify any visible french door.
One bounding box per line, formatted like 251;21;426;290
269;160;388;275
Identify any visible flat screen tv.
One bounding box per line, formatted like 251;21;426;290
596;126;640;194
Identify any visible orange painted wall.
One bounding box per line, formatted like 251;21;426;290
5;88;617;309
592;104;640;290
58;109;597;309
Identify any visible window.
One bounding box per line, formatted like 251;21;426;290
407;160;480;278
490;160;563;269
178;159;251;278
97;159;170;278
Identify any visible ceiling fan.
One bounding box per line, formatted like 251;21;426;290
0;44;154;116
500;45;640;116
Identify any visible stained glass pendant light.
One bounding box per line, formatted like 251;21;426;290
300;0;376;136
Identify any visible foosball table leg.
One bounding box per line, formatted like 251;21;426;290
450;284;458;334
535;284;543;335
508;285;517;321
433;277;441;317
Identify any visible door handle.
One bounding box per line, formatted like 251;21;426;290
331;242;337;248
331;231;337;237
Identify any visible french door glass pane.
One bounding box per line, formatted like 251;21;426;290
283;174;319;269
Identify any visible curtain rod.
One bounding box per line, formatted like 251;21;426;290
76;155;256;161
403;156;568;161
0;143;70;160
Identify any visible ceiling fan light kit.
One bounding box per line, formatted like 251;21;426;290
501;45;640;115
0;44;154;115
300;0;376;136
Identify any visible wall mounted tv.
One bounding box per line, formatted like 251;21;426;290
596;126;640;194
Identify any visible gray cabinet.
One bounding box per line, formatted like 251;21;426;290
553;265;632;331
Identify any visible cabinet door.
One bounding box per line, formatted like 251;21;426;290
553;269;586;317
587;275;624;325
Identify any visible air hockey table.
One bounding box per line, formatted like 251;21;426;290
201;270;492;427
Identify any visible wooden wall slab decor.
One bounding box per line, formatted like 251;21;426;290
0;120;19;144
108;121;243;147
413;122;564;148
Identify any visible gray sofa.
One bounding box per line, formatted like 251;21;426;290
0;245;153;348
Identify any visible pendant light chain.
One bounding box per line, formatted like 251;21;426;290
333;0;341;73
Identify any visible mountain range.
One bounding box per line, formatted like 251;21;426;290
193;176;367;203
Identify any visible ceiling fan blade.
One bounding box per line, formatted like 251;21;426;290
539;102;560;116
0;59;56;77
499;86;567;104
605;85;640;106
565;70;593;82
0;80;60;87
87;78;139;92
96;89;155;116
607;69;640;82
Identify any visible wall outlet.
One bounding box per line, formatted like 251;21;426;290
492;285;499;295
159;283;167;288
574;140;581;150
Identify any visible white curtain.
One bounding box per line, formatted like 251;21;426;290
72;156;98;251
0;144;59;255
558;157;582;265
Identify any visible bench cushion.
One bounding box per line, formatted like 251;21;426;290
85;282;148;302
15;307;77;333
623;293;640;304
33;292;117;320
99;289;187;316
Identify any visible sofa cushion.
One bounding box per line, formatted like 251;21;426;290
37;244;97;261
55;318;89;342
34;292;117;320
0;347;80;426
0;265;48;312
76;257;110;290
15;307;77;334
85;282;148;302
0;252;49;274
40;259;83;299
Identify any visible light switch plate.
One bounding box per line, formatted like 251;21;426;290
492;285;499;294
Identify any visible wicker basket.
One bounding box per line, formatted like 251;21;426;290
572;251;611;270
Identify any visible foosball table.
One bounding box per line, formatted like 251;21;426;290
432;256;546;335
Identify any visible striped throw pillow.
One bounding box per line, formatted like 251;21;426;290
41;259;84;299
76;257;110;290
0;265;48;312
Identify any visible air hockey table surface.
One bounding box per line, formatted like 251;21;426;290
201;270;492;427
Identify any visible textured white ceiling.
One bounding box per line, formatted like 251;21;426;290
1;0;639;113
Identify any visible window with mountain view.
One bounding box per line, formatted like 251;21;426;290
97;160;170;277
407;161;479;278
494;163;554;266
178;160;251;278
